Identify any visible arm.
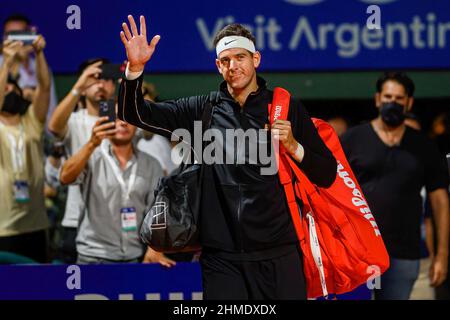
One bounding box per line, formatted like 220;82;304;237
60;117;116;185
31;35;51;123
48;61;102;137
118;75;205;138
118;15;204;137
428;188;449;287
60;140;96;185
425;217;435;258
0;58;9;110
0;40;23;110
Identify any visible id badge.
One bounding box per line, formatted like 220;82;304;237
14;180;30;203
121;207;137;232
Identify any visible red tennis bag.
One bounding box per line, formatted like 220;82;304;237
269;87;390;299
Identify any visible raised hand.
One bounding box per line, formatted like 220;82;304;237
73;61;102;92
2;40;23;65
32;35;46;54
120;15;160;73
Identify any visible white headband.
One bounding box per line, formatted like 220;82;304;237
216;36;256;57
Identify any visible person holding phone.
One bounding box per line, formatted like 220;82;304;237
47;58;117;263
59;117;165;264
0;34;51;263
0;14;58;123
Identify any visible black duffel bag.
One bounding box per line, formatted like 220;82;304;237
140;92;217;252
140;163;202;252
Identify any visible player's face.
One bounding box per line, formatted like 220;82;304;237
216;47;260;91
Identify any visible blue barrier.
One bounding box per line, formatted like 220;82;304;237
0;262;371;300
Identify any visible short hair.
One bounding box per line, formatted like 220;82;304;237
213;23;256;48
77;58;109;75
376;72;415;97
3;14;31;32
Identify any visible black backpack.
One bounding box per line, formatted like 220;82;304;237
140;92;218;252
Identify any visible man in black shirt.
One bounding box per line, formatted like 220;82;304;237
118;16;336;299
341;72;449;300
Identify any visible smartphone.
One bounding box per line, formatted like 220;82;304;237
6;31;38;45
100;63;123;80
99;99;116;124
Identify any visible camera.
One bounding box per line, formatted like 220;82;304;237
100;63;124;80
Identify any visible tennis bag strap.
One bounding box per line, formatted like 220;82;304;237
268;87;305;242
268;87;329;297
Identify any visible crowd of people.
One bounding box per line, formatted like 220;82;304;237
0;13;449;300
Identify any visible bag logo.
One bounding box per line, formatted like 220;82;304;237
336;161;381;236
150;201;168;230
274;105;282;121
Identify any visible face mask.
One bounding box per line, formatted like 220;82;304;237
1;91;30;115
380;102;406;128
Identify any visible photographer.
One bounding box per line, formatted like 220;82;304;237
0;36;51;263
59;117;164;264
47;58;117;263
0;14;58;123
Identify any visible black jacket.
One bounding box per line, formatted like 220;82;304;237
118;76;337;256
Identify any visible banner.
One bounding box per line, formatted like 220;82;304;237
0;263;371;300
1;0;450;72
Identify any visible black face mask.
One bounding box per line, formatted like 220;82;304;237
1;91;30;115
380;102;406;128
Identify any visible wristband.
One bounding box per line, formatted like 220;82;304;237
71;88;80;97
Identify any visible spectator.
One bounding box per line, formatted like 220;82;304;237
341;72;449;300
137;133;179;176
0;14;58;124
59;117;165;264
326;116;348;137
0;36;51;263
47;58;116;263
429;112;450;156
